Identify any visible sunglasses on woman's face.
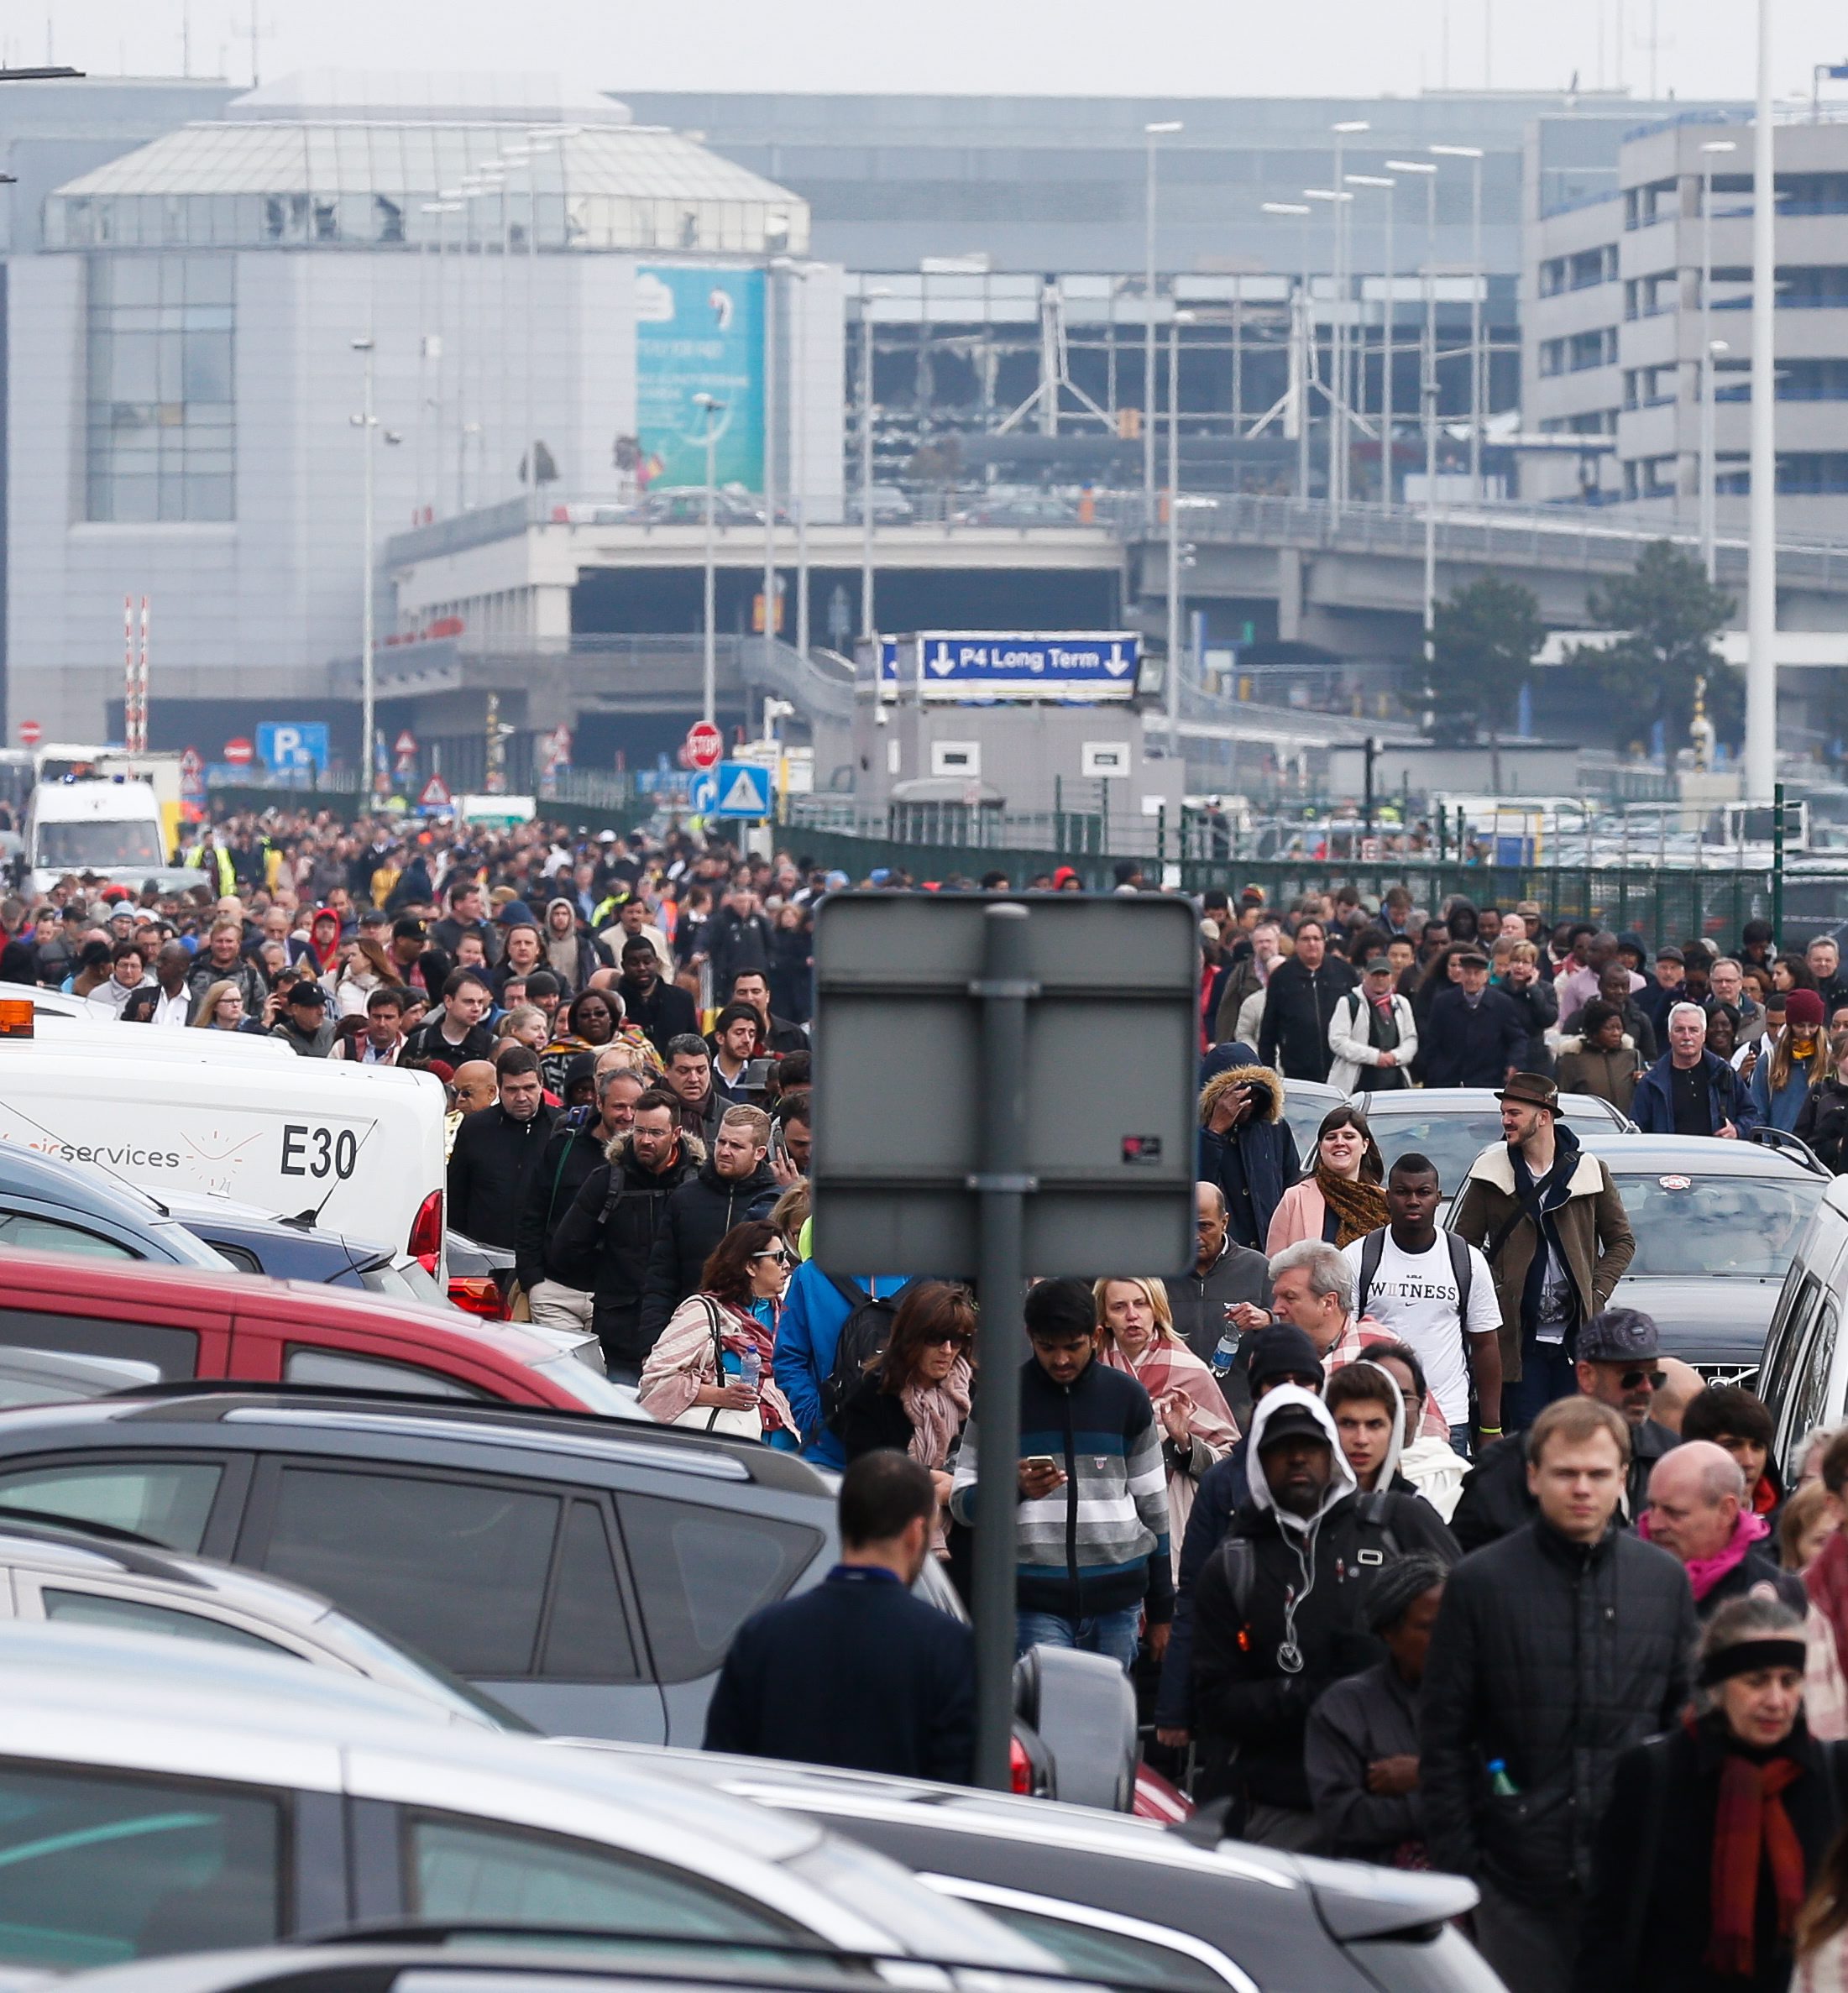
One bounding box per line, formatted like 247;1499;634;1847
752;1248;794;1269
929;1331;973;1351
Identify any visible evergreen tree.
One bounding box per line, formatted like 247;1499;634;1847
1422;574;1544;745
1570;540;1736;756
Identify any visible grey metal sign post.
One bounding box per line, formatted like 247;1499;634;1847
810;891;1198;1791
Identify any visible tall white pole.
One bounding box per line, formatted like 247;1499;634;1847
1745;0;1778;797
859;301;876;641
1423;171;1438;671
1469;153;1484;500
1144;132;1157;514
762;260;777;682
695;393;720;729
1166;316;1182;755
793;269;809;659
354;337;377;802
1332;128;1346;518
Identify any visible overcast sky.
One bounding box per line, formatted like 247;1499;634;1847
21;0;1848;107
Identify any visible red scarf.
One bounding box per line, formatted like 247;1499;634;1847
1700;1712;1808;1977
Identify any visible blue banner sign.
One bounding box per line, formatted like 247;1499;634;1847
915;632;1140;702
635;264;765;491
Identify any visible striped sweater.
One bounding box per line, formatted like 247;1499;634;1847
950;1357;1174;1624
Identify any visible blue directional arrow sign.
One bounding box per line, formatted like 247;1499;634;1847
915;631;1139;702
713;760;773;819
688;771;718;813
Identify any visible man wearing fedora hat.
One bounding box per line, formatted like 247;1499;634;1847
1450;1072;1635;1436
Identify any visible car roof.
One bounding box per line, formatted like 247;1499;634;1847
0;1245;562;1362
158;1190;393;1263
1572;1128;1821;1179
0;1620;835;1870
1361;1086;1628;1124
0;1140;175;1224
0;1384;830;1495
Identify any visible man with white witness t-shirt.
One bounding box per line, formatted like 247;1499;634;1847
1343;1150;1503;1457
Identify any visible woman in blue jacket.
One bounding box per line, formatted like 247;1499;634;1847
1750;986;1828;1133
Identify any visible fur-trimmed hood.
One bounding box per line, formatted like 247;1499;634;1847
1199;1062;1285;1127
604;1127;705;1169
1551;1031;1634;1056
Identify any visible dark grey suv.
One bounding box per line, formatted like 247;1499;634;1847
0;1390;831;1744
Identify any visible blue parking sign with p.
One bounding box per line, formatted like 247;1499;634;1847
256;722;329;774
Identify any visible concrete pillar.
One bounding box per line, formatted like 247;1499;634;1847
1277;546;1305;643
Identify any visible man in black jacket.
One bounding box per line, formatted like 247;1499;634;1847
1257;919;1356;1082
1197;1062;1302;1253
1421;1395;1697;1993
704;1452;975;1783
407;968;496;1067
515;1065;647;1331
432;876;500;968
638;1103;780;1340
1189;1385;1457;1849
725;968;808;1055
547;1090;703;1378
1422;951;1530;1088
1450;1306;1681;1553
445;1046;558;1248
614;938;697;1059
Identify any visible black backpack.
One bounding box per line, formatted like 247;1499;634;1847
1353;1227;1474;1370
820;1275;907;1429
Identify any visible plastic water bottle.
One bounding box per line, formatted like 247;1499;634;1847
1211;1328;1238;1381
738;1347;762;1394
1488;1759;1520;1797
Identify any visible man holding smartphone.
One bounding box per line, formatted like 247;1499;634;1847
950;1278;1173;1672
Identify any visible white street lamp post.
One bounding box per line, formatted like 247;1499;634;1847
1304;186;1355;516
1700;139;1737;580
352;336;377;798
1166;310;1195;756
1389;157;1438;547
1431;144;1485;500
1746;0;1777;796
1144;120;1183;520
694;391;725;728
1348;173;1398;503
859;286;891;644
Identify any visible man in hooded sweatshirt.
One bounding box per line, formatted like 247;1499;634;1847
1188;1384;1457;1849
541;897;605;997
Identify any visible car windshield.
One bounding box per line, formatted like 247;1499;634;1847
1364;1109;1510;1190
1609;1172;1825;1278
34;821;163;868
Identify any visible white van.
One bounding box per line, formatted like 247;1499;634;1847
1764;1175;1848;1479
23;776;195;897
0;1040;447;1266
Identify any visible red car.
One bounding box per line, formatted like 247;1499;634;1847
0;1248;636;1415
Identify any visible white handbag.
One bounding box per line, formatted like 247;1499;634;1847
670;1298;762;1441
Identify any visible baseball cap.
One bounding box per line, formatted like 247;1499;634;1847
1364;955;1394;974
1577;1307;1659;1364
287;981;328;1007
1256;1402;1333;1452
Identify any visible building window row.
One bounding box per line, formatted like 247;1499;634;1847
1538;243;1618;296
1539;327;1617;375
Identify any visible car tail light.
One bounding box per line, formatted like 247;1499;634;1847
1008;1736;1034;1796
408;1189;443;1273
448;1275;505;1319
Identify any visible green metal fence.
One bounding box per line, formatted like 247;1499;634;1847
778;824;1848;945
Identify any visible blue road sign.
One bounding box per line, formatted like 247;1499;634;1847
915;631;1139;702
713;761;772;819
255;721;329;773
688;771;718;813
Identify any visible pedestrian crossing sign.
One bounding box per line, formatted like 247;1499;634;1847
713;761;772;819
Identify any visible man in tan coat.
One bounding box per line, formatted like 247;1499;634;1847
1450;1071;1634;1437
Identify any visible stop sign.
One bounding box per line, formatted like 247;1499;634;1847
222;737;254;767
16;720;39;748
686;721;723;771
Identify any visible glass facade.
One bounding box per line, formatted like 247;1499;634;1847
45;123;806;258
85;253;234;522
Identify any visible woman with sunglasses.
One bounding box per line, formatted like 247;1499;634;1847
1094;1275;1237;1568
638;1219;798;1448
836;1281;976;1557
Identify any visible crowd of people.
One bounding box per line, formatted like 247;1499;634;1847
14;808;1848;1991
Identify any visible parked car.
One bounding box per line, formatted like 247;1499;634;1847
0;1386;1138;1803
1275;1076;1347;1166
0;1142;233;1271
1762;1174;1848;1478
50;1941;966;1993
0;1514;520;1729
585;1743;1487;1993
0;1386;843;1744
1558;1127;1829;1385
0;1248;633;1415
0;1620;1050;1977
